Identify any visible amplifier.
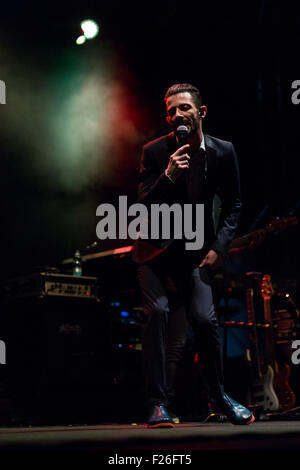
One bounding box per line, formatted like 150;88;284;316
5;272;99;301
1;274;111;424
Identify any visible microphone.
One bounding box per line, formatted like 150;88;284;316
176;125;189;146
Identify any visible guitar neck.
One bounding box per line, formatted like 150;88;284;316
229;216;298;255
263;296;276;369
261;275;276;370
246;288;262;379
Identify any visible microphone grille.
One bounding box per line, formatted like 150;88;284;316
176;125;189;139
177;126;189;134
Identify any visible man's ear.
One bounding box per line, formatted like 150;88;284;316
199;106;207;118
166;116;171;125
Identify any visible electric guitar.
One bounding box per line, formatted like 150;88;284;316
261;274;296;411
245;279;279;411
229;216;298;256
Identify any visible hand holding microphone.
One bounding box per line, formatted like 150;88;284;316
165;125;190;182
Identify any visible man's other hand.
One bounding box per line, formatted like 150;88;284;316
199;250;223;269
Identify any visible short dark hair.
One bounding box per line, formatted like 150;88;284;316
164;83;202;109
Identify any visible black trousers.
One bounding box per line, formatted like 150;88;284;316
137;253;224;409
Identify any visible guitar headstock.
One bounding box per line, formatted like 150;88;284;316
261;274;274;300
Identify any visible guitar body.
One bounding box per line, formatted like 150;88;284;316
245;281;280;413
274;362;297;411
261;275;297;412
251;364;279;411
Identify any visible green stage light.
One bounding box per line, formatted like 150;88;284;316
80;19;99;40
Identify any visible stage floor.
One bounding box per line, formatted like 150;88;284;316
1;420;300;454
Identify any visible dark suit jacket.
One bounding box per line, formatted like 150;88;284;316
132;131;242;265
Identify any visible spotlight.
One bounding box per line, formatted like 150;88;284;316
80;19;99;40
76;35;87;45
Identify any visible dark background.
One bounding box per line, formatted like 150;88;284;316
0;0;299;280
0;0;300;425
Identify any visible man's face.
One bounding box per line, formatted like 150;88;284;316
165;92;203;136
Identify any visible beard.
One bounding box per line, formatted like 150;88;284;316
174;115;200;137
188;116;201;135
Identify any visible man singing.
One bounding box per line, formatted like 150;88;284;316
132;83;254;427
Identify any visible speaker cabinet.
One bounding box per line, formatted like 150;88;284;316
2;294;114;424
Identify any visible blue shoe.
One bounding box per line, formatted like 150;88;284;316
217;394;255;425
147;405;175;428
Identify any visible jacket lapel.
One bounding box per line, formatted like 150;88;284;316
203;133;217;180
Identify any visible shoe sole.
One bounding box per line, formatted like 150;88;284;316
147;422;175;428
231;414;255;425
